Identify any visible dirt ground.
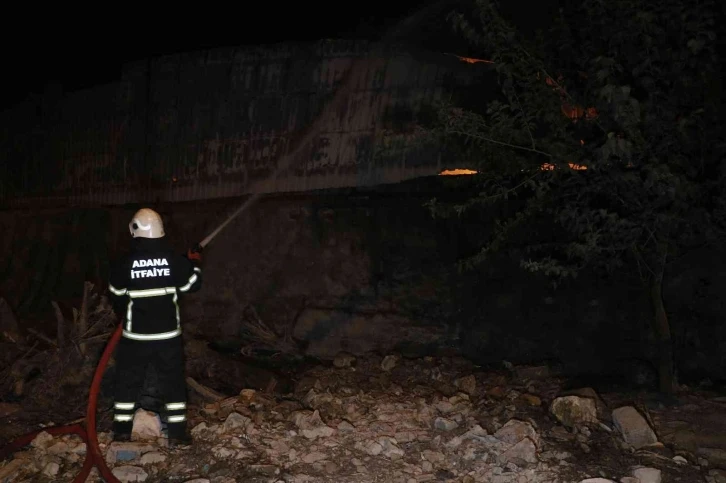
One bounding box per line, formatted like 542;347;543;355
2;328;726;483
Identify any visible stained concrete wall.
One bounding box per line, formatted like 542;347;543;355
0;40;477;207
2;178;725;383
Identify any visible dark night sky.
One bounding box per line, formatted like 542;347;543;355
1;1;560;112
0;4;440;111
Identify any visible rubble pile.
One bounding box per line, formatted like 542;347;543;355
1;352;724;482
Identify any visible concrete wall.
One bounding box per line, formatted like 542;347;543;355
0;40;477;207
2;179;725;383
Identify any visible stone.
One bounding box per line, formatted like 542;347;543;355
521;394;542;406
422;450;445;465
379;437;405;459
249;465;279;476
550;396;599;428
493;419;540;447
579;480;616;483
191;422;210;438
708;469;726;483
41;461;60;478
223;412;252;433
47;441;70;454
112;465;149;482
184;480;211;483
699;447;726;468
333;352;356;368
498;438;538;467
673;455;688;464
140;451;167;465
454;375;476;395
30;431;54;449
302;452;327;464
212;446;236;458
611;406;658;449
131;409;162;441
381;355;398;371
106;442;156;464
620;478;639;483
561;387;610;420
302;425;335;440
0;459;24;482
337;420;356;432
364;441;383;456
434;417;459;431
632;467;661;483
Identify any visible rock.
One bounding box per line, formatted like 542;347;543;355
454;375;476;395
140;451;167;465
333;352;356;368
561;387;610;420
395;431;418;443
620;478;639;483
302;452;327;464
47;441;70;455
699;448;726;468
378;437;405;459
611;406;658;449
521;394;542;406
0;459;24;482
498;438;538;467
212;446;237;458
422;450;445;465
550;396;599;428
112;465;149;482
131;409;162;441
364;441;383;456
381;355;399;371
301;425;335;440
106;442;156;464
223;412;252;433
434;417;459;431
249;465;279;476
708;469;726;483
191;422;212;439
184;480;211;483
41;461;60;478
578;479;616;483
632;467;661;483
30;431;54;449
673;455;688;464
493;419;540;447
337;420;356;432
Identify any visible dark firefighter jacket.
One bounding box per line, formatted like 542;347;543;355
108;237;202;341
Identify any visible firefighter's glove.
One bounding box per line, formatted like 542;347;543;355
186;243;203;264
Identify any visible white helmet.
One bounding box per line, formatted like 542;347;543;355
129;208;165;238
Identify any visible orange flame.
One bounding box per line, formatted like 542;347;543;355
540;163;588;171
439;169;478;175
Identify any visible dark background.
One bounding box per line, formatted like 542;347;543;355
1;1;565;111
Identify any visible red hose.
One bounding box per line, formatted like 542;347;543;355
0;324;123;483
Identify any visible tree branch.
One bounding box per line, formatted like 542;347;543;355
448;129;553;158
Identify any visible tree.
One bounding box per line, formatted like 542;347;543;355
423;0;725;392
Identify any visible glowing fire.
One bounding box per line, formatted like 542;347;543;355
439;169;478;175
540;163;588;171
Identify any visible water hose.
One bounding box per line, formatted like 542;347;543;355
0;324;123;483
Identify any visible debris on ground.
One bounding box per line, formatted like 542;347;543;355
3;351;725;482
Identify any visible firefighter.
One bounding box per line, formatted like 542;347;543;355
107;208;202;446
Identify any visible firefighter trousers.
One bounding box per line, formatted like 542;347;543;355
113;335;187;439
